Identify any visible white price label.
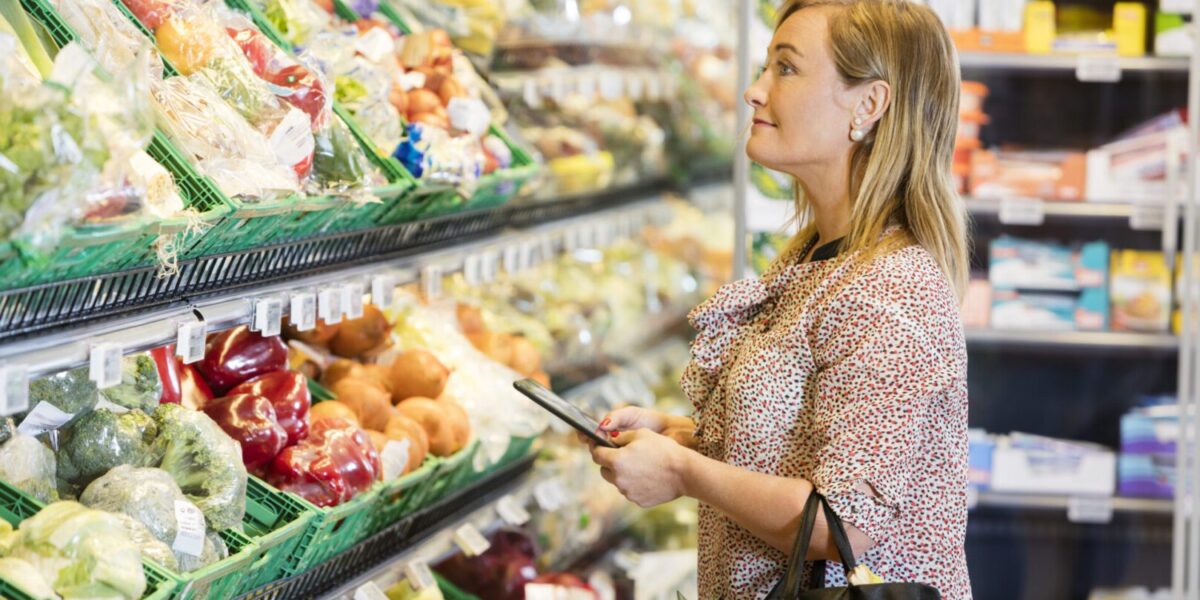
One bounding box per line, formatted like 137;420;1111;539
371;275;395;309
1076;56;1122;83
380;439;412;481
576;74;597;100
172;500;207;557
524;584;557;600
421;266;443;300
405;561;436;590
269;107;316;169
291;293;317;332
89;342;123;389
481;251;499;283
599;69;622;100
998;197;1045;226
539;236;554;264
496;494;531;526
343;283;365;320
463;254;483;286
18;401;74;435
522;78;542;108
519;242;534;271
0;365;29;416
453;523;491;557
176;321;207;365
319;288;344;325
966;487;979;511
354;582;389;600
627;75;645;100
254;298;283;337
534;478;567;511
503;244;521;273
647;75;663;100
1131;203;1166;231
96;397;131;415
1068;495;1114;524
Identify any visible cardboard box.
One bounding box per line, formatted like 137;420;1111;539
1111;250;1172;332
1120;406;1178;456
990;237;1078;291
991;445;1116;496
1085;126;1187;203
970;150;1086;201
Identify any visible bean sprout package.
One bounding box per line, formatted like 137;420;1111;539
381;290;549;468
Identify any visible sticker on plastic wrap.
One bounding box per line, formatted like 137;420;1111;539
96;397;131;415
18;402;75;436
447;97;491;137
269;108;316;169
353;28;395;63
172;500;206;557
380;439;412;481
405;561;436;590
0;365;29;416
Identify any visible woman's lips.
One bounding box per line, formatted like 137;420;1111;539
753;118;775;128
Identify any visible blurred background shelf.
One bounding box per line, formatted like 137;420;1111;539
965;329;1179;353
975;492;1174;516
958;52;1189;73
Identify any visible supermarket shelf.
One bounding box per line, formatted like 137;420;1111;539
975;492;1173;516
966;197;1179;230
969;198;1134;220
965;329;1179;354
958;52;1189;74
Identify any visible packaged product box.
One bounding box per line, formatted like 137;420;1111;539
962;278;993;329
970;150;1086;201
968;429;996;489
991;290;1076;330
1086;126;1188;203
1120;404;1178;456
1118;453;1174;499
1111;250;1172;332
1023;1;1057;54
990;434;1117;496
1155;13;1193;57
989;237;1077;291
1076;287;1110;330
1077;241;1110;288
1113;3;1148;57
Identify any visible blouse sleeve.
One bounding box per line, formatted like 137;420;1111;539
806;261;958;545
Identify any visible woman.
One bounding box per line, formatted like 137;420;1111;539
584;0;971;598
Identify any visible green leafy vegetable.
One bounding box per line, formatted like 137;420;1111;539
152;403;248;530
100;354;162;413
26;368;98;425
0;418;57;503
56;409;159;498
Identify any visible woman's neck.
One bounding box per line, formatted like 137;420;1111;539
795;162;852;245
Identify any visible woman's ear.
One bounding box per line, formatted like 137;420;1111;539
854;80;892;129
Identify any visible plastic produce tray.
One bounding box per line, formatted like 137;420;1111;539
0;217;162;292
364;456;442;536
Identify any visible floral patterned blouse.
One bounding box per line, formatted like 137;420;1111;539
682;232;971;599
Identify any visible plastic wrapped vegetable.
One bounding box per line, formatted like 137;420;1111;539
229;370;311;445
111;512;179;571
0;418;57;503
201;394;288;471
0;556;58;600
179;530;228;573
56;409;160;498
266;417;380;507
80;465;220;572
7;501;147;599
197;326;290;395
151;403;248;530
25;368;99;429
100;354;163;413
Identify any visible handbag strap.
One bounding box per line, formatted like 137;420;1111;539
778;492;861;594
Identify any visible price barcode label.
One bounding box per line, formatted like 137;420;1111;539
90;342;123;389
1131;203;1166;231
496;494;531;526
371;275;395;310
519;242;534;271
353;582;389;600
539;236;554;264
0;365;29;416
176;321;207;365
503;244;522;273
291;293;317;332
463;254;483;286
172;499;207;557
534;478;567;511
344;283;365;320
1068;495;1114;524
998;197;1045;226
599;69;622;100
454;523;491;556
481;251;499;283
319;288;343;325
421;266;443;300
405;561;436;590
254;298;283;337
1076;56;1122;83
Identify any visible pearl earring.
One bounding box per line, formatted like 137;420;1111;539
850;129;865;142
853;117;863;126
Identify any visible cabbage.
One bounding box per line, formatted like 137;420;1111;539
0;418;57;503
0;556;57;600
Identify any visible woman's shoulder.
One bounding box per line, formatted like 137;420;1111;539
838;242;956;309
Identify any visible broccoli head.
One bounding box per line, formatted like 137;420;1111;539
151;404;248;531
56;409;159;498
100;355;162;413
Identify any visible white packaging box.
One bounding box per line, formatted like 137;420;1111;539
990;446;1116;496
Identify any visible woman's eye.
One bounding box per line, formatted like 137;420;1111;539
776;61;795;76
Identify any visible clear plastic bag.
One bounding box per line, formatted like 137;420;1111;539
56;409;160;498
0;419;58;504
151;403;248;531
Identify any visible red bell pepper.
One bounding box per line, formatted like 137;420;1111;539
230;371;311;446
266;418;380;507
202;393;289;471
179;362;214;411
196;326;289;395
151;346;182;405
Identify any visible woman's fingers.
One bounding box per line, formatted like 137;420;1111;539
600;406;660;433
599;467;615;484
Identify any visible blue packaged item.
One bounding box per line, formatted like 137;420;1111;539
1076;241;1110;288
968;429;995;489
1120;405;1178;456
1076;287;1110;330
1118;453;1175;499
989;237;1076;291
991;290;1076;330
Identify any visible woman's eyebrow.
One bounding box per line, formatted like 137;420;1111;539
774;43;803;57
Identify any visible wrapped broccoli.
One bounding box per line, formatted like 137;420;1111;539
152;404;248;530
0;418;57;503
56;409;160;498
80;465;222;572
100;354;162;413
24;367;99;432
111;512;179;571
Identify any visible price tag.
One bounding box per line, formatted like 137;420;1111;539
371;275;395;310
534;478;565;511
1076;56;1122;83
966;487;979;511
539;236;554;264
90;342;123;389
647;75;663;100
269;107;317;169
481;251;499;283
172;500;207;557
319;288;344;325
998;197;1045;226
503;244;522;273
176;321;207;365
522;77;542;108
519;242;534;271
343;283;365;320
1131;203;1166;231
405;561;436;590
253;298;283;337
463;254;483;286
380;439;412;481
576;74;597;100
453;523;491;556
0;365;29;416
599;69;622;100
496;494;531;526
17;401;74;435
421;265;443;300
96;397;131;415
1068;495;1114;524
353;581;389;600
291;292;317;332
627;75;645;100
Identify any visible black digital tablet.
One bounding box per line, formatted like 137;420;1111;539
513;378;618;448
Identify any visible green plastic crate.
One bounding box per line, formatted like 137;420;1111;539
276;483;382;574
423;440;480;505
462;434;537;487
0;215;163;291
238;477;316;591
466;126;539;211
365;455;442;535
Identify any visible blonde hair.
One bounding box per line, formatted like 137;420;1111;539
776;0;969;298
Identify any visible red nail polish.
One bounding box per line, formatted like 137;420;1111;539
600;418;611;428
611;431;619;438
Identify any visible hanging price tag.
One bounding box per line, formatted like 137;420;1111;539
343;283;365;320
453;523;491;556
481;251;499;283
576;74;597;100
421;266;443;300
405;561;436;590
522;77;542;108
627;75;645;100
1076;56;1122;83
90;342;123;389
176;321;207;365
503;244;522;273
0;365;29;416
464;254;483;286
372;275;395;309
172;500;207;557
1067;495;1114;524
253;298;283;337
998;197;1045;226
496;494;531;526
319;288;344;325
291;293;317;332
353;582;389;600
519;242;534;271
599;69;622;100
539;236;554;264
1131;203;1166;231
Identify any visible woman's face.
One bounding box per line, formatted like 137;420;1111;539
744;8;857;176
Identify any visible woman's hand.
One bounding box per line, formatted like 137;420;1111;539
589;429;692;508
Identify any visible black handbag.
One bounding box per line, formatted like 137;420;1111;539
765;492;942;600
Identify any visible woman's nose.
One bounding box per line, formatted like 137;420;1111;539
744;84;766;109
